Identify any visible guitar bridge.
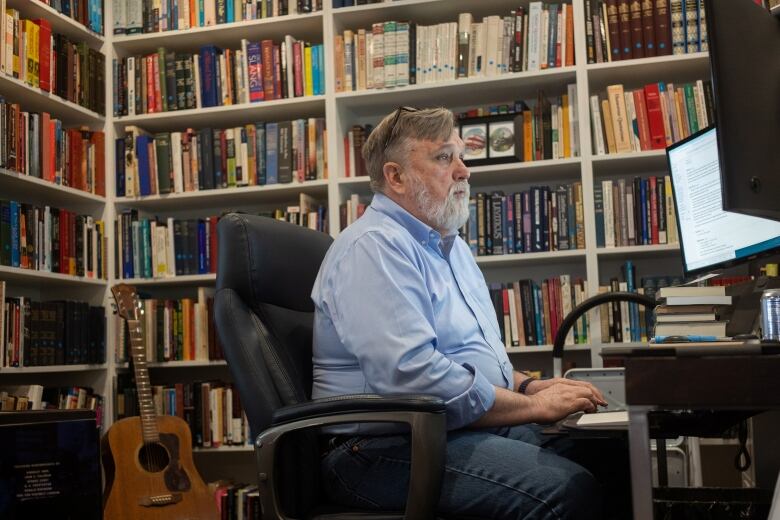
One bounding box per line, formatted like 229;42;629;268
139;493;183;507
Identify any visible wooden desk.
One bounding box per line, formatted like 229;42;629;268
621;350;780;519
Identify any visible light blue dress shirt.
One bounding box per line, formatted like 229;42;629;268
311;192;514;431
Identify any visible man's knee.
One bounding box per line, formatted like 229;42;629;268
545;464;603;520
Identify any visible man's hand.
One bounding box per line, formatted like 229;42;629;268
526;377;607;405
527;382;604;424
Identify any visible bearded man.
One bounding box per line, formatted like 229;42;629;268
310;107;627;519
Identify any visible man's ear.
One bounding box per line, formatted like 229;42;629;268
382;161;405;196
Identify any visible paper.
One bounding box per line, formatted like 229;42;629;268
575;411;628;427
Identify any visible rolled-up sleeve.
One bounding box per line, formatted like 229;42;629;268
324;232;496;430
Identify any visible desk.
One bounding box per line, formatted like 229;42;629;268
621;350;780;519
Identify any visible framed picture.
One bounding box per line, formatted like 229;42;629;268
487;120;516;158
460;123;488;162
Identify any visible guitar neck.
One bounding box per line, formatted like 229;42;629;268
127;318;160;443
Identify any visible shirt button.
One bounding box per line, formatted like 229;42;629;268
421;240;426;246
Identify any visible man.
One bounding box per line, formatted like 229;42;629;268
311;107;626;519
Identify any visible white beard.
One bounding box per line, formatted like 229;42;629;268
410;176;471;233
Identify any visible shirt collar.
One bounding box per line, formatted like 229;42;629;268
369;192;459;253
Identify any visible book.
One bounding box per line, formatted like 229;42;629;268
658;286;726;298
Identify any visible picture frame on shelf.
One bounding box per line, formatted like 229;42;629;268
459;115;523;166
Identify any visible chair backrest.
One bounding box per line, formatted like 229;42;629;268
214;212;333;437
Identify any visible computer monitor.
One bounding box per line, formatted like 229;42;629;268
667;126;780;277
705;0;780;221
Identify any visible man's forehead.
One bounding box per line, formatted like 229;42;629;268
413;134;464;150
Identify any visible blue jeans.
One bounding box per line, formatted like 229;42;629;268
321;424;630;519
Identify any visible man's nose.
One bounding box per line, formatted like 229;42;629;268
454;156;470;181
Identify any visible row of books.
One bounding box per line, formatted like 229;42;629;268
594;175;679;248
210;482;260;520
113;39;325;116
117;377;250;449
339;193;367;231
259;199;328;233
112;0;321;34
0;14;106;114
32;0;104;35
114;288;224;363
488;275;590;348
0;201;108;279
590;80;714;156
584;0;707;64
116;212;219;279
1;284;105;367
0;385;103;423
116;118;327;197
0;101;106;196
463;184;586;257
334;3;573;93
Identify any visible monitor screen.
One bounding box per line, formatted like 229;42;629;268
667;127;780;276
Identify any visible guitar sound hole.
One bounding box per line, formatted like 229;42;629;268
138;442;170;473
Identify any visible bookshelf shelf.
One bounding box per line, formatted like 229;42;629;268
333;0;528;28
193;445;253;453
505;345;592;354
115;180;329;210
6;0;104;47
596;244;680;258
590;150;668;177
120;273;217;286
0;168;106;209
0;265;106;287
112;12;324;55
113;95;326;133
0;74;105;126
475;249;586;267
117;359;227;369
335;67;577;117
0;363;108;373
587;52;710;91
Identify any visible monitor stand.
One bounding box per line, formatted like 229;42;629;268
726;276;780;337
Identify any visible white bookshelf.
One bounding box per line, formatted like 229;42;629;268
0;0;706;475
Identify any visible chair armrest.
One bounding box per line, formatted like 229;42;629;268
257;399;446;520
271;393;445;426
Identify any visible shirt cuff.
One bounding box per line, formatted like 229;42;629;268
444;362;497;430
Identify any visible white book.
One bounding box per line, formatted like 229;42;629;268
551;102;559;159
576;411;628;427
472;22;485;77
624;91;640;152
384;22;396;88
218;53;228;105
527;2;542;71
663;295;733;306
467;22;479;77
155;225;168;277
241;39;252;104
239;127;249;186
205;0;217;26
522;14;530;71
171;132;183;193
539;7;549;70
602;180;615;247
365;32;374;89
695;79;708;128
396;22;409;87
448;22;458;80
193;54;202;108
560;3;567;67
507;287;519;346
502;16;513;74
197;287;216;360
284;35;296;98
112;0;125;36
659;286;726;298
590;94;606;156
126;0;143;33
458;13;473;78
619;282;631;341
180;0;190;30
166;217;176;277
484;16;500;77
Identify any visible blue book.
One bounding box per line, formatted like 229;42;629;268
141;219;152;278
594;183;605;247
468;198;478;256
199;47;219;107
115;138;126;197
317;44;325;95
547;4;559;68
623;261;640;341
255;123;266;185
514;193;524;254
639;179;648;244
265;122;279;184
9;201;19;267
541;186;550;251
226;0;233;23
533;283;545;345
0;201;11;266
136;135;153;196
198;220;207;274
504;194;515;254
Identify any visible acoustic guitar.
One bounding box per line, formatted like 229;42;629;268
103;283;218;520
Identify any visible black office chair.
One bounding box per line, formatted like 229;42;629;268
213;212;447;520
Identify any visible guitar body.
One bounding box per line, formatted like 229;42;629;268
102;415;217;520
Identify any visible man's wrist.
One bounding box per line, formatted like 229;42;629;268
517;377;538;395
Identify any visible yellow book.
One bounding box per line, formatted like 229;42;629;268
304;45;313;97
601;99;617;154
607;84;632;153
30;20;38;88
522;109;533;161
561;94;570;158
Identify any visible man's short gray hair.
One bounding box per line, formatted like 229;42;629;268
362;107;456;193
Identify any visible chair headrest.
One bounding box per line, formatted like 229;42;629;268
216;213;333;312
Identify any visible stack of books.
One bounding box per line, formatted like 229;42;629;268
653;286;733;340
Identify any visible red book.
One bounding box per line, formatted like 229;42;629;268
641;0;657;57
643;83;667;149
501;289;511;345
260;40;275;101
633;89;652;151
343;134;351;177
146;56;155;113
565;4;575;66
649;176;659;244
617;0;633;60
653;0;672;55
34;19;52;92
629;0;645;58
293;42;303;97
152;53;162;113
